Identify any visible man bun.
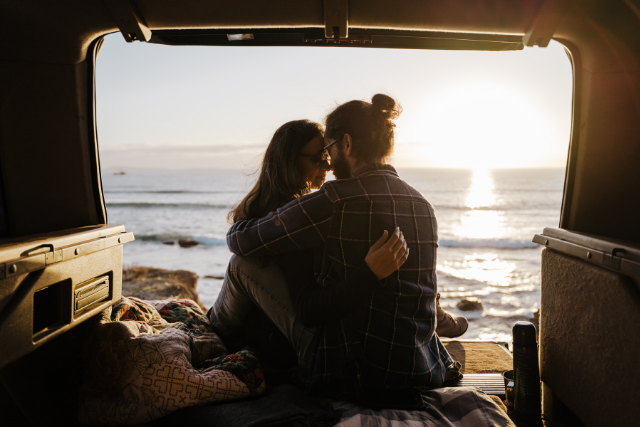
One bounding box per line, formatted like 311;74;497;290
324;94;402;164
371;93;402;120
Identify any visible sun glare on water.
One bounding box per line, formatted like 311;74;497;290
455;169;504;240
465;168;495;209
438;169;516;289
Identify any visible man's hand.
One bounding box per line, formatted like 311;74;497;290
365;227;409;280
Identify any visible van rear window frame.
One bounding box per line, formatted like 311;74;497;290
148;27;524;51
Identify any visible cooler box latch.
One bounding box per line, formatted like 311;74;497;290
74;276;110;315
603;248;625;270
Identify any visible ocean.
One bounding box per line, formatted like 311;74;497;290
103;167;565;344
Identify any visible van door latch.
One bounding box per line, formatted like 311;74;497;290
603;248;624;270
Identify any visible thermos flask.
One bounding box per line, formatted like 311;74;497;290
513;321;541;417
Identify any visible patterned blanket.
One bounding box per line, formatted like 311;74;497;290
332;387;515;427
78;297;265;426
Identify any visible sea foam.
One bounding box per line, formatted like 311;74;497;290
438;239;537;249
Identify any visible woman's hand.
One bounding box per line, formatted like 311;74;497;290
365;227;409;280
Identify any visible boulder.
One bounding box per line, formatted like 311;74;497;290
456;297;484;311
178;239;199;248
122;266;204;309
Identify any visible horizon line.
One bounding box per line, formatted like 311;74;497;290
102;165;567;171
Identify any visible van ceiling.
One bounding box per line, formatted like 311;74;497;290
0;0;540;65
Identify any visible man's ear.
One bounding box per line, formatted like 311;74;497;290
344;134;353;156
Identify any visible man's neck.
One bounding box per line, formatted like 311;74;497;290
349;160;380;176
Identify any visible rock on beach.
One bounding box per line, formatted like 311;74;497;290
457;297;484;312
122;266;205;309
178;239;199;248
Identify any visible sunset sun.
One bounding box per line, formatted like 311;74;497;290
399;83;557;168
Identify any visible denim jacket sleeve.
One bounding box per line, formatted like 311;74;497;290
226;186;335;257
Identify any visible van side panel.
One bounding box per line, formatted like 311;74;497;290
561;66;640;242
0;161;8;238
556;1;640;243
0;59;102;236
540;248;640;427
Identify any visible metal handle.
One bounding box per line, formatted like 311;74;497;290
25;244;54;257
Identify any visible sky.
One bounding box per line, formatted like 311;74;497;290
97;34;573;170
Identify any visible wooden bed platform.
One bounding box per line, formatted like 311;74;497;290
443;341;514;415
443;340;513;374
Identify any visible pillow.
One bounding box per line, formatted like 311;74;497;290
78;297;265;426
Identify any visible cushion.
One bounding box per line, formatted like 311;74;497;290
78;297;265;426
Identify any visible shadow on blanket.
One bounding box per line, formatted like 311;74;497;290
78;297;266;426
149;384;340;427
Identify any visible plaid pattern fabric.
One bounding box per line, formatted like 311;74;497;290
227;164;453;391
332;387;515;427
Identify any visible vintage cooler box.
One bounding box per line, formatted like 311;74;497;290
0;224;133;369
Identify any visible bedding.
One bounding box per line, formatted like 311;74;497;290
332;386;515;427
78;297;265;426
78;297;512;427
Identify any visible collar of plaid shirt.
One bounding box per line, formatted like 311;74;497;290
350;163;399;179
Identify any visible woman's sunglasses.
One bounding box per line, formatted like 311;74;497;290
299;137;341;166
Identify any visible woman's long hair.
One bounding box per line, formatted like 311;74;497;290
228;120;324;223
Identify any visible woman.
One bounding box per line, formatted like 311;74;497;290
213;119;408;369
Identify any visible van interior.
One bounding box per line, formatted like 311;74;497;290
1;1;639;426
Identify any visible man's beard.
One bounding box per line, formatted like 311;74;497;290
332;152;351;179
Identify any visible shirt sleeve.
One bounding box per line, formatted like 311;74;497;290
227;187;335;257
295;261;384;327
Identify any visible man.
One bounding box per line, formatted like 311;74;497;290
217;95;466;396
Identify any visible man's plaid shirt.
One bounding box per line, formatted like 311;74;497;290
227;164;453;392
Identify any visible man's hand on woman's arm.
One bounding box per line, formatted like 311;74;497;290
365;227;409;280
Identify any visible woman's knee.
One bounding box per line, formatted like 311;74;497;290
228;254;286;283
228;254;265;275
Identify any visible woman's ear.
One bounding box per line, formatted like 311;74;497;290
344;134;353;156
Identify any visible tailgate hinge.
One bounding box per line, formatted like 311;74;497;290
104;0;152;43
523;0;571;48
324;0;348;39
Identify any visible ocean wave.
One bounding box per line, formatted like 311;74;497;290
105;190;238;194
193;235;228;246
107;202;233;209
439;239;537;249
433;204;558;212
137;234;535;249
434;205;504;211
136;234;228;246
